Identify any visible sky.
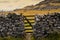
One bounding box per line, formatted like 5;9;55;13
0;0;44;11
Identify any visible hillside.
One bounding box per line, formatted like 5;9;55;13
0;0;60;16
22;0;60;10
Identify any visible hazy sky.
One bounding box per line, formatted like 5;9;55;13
0;0;44;11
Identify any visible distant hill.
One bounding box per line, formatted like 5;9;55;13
22;0;60;10
0;0;60;16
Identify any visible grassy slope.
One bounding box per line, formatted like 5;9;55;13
13;9;60;15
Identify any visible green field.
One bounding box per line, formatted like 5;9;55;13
0;32;60;40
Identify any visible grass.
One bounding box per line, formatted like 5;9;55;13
14;9;60;15
31;32;60;40
3;8;60;15
1;32;60;40
0;36;24;40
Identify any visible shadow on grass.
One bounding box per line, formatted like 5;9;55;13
31;32;60;40
0;36;24;40
0;32;60;40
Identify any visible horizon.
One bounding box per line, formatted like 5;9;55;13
0;0;44;11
